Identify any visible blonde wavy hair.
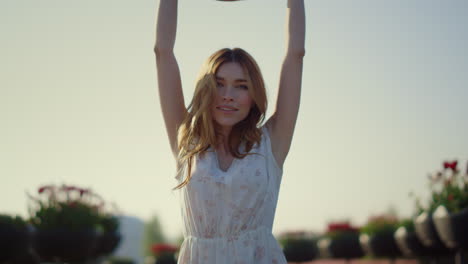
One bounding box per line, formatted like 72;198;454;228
172;48;267;190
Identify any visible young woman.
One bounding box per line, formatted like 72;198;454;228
154;0;305;263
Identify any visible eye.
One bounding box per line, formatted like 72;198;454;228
216;82;223;88
238;85;248;90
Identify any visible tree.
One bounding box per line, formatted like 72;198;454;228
141;213;168;257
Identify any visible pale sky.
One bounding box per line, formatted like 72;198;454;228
1;0;467;243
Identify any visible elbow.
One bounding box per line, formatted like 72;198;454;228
298;49;306;57
153;45;173;56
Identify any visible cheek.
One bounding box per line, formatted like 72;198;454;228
239;92;253;109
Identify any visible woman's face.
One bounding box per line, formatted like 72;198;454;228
211;62;253;130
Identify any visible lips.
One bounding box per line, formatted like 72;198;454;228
216;105;238;111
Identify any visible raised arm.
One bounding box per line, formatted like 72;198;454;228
154;0;187;158
265;0;306;168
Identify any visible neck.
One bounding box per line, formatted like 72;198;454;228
216;126;233;153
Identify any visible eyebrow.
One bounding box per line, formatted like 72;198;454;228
216;77;247;83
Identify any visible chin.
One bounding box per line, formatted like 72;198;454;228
213;120;240;128
212;111;250;129
213;115;249;127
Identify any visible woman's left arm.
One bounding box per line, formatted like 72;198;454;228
266;0;306;168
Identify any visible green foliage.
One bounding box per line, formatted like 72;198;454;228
142;214;168;257
174;234;185;246
429;178;468;213
425;160;468;214
0;214;27;228
326;230;358;240
27;184;120;233
100;214;120;233
29;201;101;231
397;218;415;233
360;214;399;236
323;222;359;240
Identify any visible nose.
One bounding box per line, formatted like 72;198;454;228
219;86;234;102
222;94;234;102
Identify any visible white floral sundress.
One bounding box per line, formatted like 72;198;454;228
173;126;287;264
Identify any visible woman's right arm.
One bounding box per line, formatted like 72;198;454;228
154;0;186;158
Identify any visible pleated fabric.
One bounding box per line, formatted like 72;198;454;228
173;126;287;264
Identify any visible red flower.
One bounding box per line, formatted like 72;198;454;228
444;160;458;171
448;194;454;201
79;188;89;197
38;185;53;194
327;222;358;233
151;243;179;257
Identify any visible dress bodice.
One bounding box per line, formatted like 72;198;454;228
173;126;286;264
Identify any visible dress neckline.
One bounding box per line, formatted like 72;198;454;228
213;149;237;173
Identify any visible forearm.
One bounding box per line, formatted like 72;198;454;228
286;0;306;55
154;0;178;52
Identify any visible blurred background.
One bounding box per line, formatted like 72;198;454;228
1;0;467;256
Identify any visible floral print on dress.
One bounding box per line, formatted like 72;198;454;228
254;246;266;260
174;126;286;264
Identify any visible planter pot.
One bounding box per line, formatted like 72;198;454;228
329;232;364;259
414;211;455;256
359;234;372;256
394;227;413;257
282;238;318;262
317;237;332;258
367;230;401;258
91;231;122;257
433;205;457;249
415;211;445;248
451;207;468;249
32;227;99;262
433;206;468;250
155;253;177;264
394;226;428;257
0;223;32;262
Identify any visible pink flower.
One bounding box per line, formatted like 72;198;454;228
254;246;265;259
63;185;77;192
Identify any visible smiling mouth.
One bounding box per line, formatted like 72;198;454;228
216;107;238;112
